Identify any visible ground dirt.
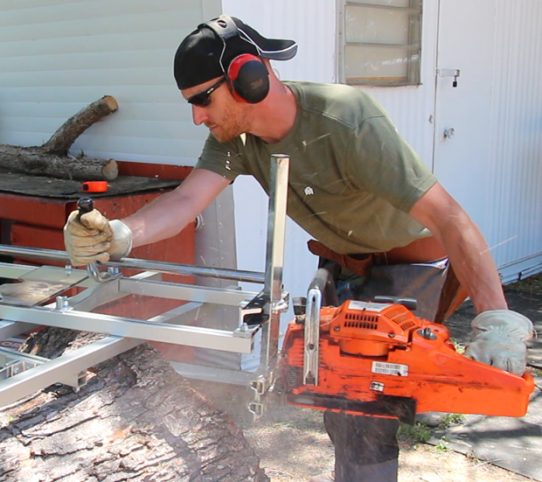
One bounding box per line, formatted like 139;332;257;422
197;272;542;482
243;404;535;482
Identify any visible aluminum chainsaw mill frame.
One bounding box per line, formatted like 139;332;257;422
0;154;290;414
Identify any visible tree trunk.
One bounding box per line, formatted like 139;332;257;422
0;329;268;482
0;96;119;181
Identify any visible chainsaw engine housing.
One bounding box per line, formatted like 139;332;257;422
279;300;534;422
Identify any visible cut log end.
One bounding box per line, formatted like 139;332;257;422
103;159;119;181
102;95;119;112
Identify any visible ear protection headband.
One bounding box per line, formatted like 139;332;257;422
201;16;270;103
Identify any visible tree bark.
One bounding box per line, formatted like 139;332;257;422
0;145;118;181
0;96;119;181
0;329;269;482
42;96;118;155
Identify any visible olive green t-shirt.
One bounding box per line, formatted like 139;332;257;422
196;81;437;254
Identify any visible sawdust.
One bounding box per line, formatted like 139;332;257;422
196;380;536;481
243;404;536;481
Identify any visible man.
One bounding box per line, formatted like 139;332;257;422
64;16;534;482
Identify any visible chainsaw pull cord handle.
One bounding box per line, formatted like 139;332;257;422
77;197;115;283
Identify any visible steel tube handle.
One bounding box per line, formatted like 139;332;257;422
0;245;265;284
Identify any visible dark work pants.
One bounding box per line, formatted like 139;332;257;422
324;412;399;481
320;259;447;482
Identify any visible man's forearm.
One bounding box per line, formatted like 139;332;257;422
121;168;231;249
439;218;508;313
409;182;507;314
122;188;195;248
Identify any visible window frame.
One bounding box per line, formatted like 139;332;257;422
337;0;423;87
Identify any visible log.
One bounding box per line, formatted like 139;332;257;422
0;329;269;481
0;145;118;181
0;96;119;181
42;96;119;155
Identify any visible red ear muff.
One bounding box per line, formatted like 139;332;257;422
228;54;269;103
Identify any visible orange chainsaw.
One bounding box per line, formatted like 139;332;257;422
278;292;534;423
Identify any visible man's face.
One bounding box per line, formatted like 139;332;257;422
181;76;248;143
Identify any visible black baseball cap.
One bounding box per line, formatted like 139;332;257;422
174;15;297;90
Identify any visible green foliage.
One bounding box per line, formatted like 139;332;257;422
398;422;431;444
435;439;449;452
438;413;465;429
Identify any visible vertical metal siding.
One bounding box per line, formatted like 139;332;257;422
489;0;542;280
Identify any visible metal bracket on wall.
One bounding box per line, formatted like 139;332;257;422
437;68;461;87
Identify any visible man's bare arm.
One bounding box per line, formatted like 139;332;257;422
123;168;230;248
409;182;507;313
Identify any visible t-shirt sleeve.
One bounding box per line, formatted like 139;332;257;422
345;115;437;212
195;134;247;182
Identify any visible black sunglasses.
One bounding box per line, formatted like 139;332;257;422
187;77;226;107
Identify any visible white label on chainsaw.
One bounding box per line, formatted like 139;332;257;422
372;361;409;377
348;300;389;312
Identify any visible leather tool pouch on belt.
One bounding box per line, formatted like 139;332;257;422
307;239;467;323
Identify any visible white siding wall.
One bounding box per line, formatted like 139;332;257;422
344;0;541;282
0;0;240;293
487;0;542;281
430;0;542;282
0;0;221;164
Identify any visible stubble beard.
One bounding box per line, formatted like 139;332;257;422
210;103;248;143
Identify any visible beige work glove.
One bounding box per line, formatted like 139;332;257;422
465;309;534;375
63;209;133;266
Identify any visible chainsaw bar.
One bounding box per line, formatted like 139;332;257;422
287;392;416;423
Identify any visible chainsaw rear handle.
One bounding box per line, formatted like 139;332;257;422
374;296;417;311
307;266;339;306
